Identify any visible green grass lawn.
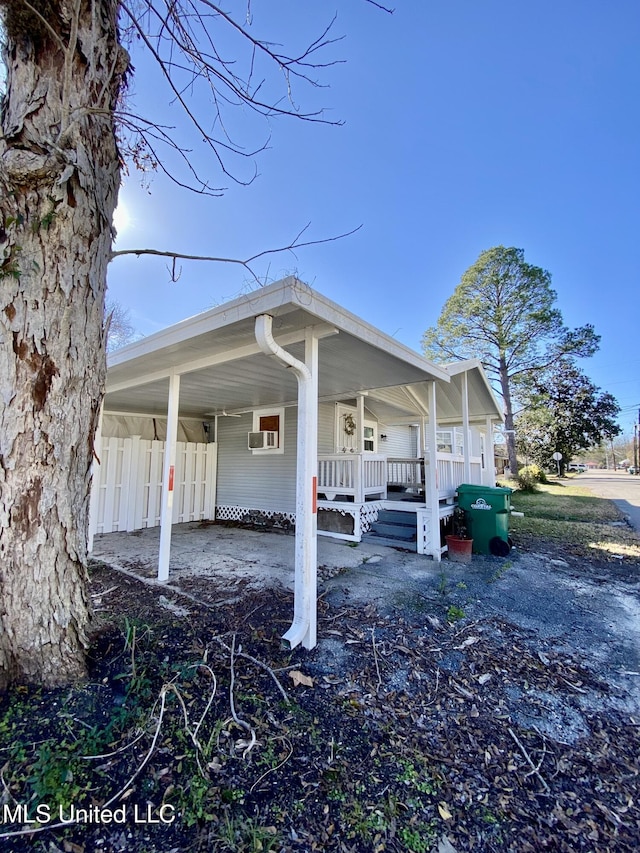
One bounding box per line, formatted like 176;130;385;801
508;481;640;561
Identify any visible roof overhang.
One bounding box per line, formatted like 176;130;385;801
105;278;452;419
437;359;505;425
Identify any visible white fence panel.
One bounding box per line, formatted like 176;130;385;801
93;437;217;535
143;440;165;528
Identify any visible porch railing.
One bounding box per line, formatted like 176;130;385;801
317;453;387;501
317;452;483;504
387;457;425;492
437;453;483;499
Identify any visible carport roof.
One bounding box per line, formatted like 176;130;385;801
105;278;502;423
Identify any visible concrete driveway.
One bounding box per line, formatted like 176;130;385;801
573;469;640;531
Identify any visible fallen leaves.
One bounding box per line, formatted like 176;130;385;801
60;563;640;853
455;635;480;650
438;801;453;820
289;670;314;688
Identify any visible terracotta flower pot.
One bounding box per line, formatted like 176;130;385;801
446;535;473;564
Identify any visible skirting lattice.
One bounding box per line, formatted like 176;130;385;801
216;506;296;525
360;501;384;533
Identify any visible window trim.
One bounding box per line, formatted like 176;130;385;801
251;407;285;454
363;421;378;453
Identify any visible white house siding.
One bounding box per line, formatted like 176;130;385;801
216;410;298;515
471;427;483;458
317;403;337;455
214;402;393;523
381;424;416;458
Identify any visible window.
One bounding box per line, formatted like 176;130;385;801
437;429;463;456
363;424;376;453
251;408;285;454
259;414;279;434
437;430;453;453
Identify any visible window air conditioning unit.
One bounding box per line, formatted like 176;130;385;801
248;430;278;450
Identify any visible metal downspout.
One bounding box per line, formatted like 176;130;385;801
254;314;318;650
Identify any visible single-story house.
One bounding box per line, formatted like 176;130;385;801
89;277;503;649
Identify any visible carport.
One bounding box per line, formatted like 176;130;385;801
91;277;501;650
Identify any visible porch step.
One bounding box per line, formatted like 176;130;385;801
362;534;416;550
376;510;416;528
369;523;416;541
366;510;417;547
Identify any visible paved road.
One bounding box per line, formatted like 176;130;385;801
572;469;640;532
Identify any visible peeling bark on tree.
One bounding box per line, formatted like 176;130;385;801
0;0;126;686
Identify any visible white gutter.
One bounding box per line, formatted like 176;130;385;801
255;314;318;650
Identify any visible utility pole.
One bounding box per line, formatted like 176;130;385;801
635;409;640;475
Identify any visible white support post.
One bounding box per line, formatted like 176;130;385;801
203;443;218;520
426;382;441;561
87;403;104;553
255;316;319;650
485;416;496;486
158;372;181;582
295;327;319;649
356;394;365;453
462;370;471;484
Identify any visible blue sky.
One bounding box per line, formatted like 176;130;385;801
108;1;640;433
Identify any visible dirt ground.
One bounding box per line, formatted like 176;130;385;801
92;520;640;731
2;522;639;852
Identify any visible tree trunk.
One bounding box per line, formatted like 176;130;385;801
0;0;126;686
499;356;518;476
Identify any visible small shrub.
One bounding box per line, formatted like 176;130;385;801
531;464;548;483
517;464;547;492
516;470;537;492
446;605;465;623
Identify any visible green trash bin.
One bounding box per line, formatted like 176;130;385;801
456;484;513;556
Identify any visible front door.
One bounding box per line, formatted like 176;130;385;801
335;403;358;453
335;404;378;454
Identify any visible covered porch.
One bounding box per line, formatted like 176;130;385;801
313;360;501;552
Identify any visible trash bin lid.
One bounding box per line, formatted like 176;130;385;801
456;483;513;496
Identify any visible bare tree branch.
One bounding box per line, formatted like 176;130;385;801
110;223;363;284
116;0;353;191
364;0;395;11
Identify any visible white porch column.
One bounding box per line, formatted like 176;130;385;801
461;370;472;483
158;372;181;583
356;394;365;453
293;327;319;649
255;316;319;650
426;381;441;562
485;416;496;486
87;403;104;553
